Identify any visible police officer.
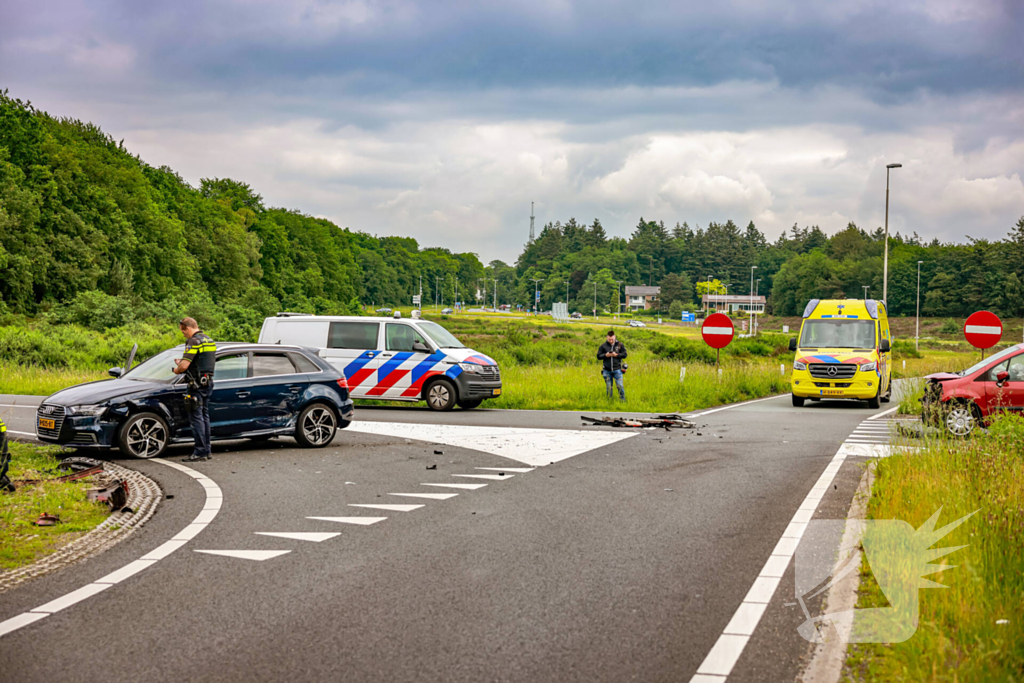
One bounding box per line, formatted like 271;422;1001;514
1;418;13;493
173;318;216;462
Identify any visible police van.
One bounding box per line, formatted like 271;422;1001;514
258;314;502;411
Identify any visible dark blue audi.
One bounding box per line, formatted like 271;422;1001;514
35;343;354;459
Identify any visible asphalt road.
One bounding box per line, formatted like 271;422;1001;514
0;393;896;682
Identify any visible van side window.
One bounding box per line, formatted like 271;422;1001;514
328;322;379;350
386;324;427;352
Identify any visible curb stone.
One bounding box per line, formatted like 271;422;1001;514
0;461;161;594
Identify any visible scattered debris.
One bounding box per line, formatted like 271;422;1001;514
434;450;443;455
165;494;174;500
996;619;1009;625
87;479;129;510
426;464;437;470
665;489;674;492
345;481;356;485
34;513;60;526
581;414;695;430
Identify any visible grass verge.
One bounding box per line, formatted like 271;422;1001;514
0;361;106;396
844;415;1024;681
0;441;111;571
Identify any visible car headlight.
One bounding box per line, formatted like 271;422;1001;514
458;362;484;373
70;404;107;417
859;362;877;372
793;361;807;371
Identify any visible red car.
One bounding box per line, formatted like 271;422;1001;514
922;343;1024;436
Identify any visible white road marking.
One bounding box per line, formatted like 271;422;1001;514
452;473;514;481
344;421;635;467
0;404;39;408
867;407;899;420
349;503;424;512
388;492;459;500
254;532;340;542
307;516;387;525
475;467;535;473
688;393;789;418
422;483;488;490
0;459;222;639
6;429;36;437
194;550;291;561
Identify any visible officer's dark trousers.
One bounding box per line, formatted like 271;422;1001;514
188;382;214;458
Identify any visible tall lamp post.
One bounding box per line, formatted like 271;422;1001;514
705;275;711;313
883;162;902;303
862;285;869;300
754;278;761;335
916;260;924;351
615;280;623;319
749;265;757;336
531;278;545;315
593;281;598;320
564;280;570;307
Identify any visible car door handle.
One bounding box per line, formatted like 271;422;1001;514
235;390;251;398
381;353;393;357
287;385;302;393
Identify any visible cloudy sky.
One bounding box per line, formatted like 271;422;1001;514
2;0;1022;261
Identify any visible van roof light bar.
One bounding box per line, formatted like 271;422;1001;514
276;312;314;317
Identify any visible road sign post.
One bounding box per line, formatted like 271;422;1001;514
964;310;1002;359
701;313;735;368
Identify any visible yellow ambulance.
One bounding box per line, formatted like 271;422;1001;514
788;299;893;408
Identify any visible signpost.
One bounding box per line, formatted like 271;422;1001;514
964;310;1002;358
681;311;695;323
702;312;734;367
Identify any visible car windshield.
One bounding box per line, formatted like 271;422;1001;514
799;320;876;349
959;344;1022;377
417;321;464;348
121;348;182;383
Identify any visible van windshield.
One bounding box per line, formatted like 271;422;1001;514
799;320;876;349
418;322;464;349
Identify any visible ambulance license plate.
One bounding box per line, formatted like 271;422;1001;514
492;388;501;396
38;418;56;430
821;389;843;397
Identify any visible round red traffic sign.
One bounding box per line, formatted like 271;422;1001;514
702;313;735;349
963;310;1002;349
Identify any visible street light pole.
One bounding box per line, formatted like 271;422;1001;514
863;285;869;300
754;278;761;335
749;265;757;336
705;275;711;313
531;278;545;315
564;280;570;307
615;280;623;319
883;162;902;303
916;260;923;351
593;281;598;320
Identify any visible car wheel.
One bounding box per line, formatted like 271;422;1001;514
792;394;805;407
944;401;980;438
295;403;337;448
458;399;483;410
118;412;170;459
426;379;457;411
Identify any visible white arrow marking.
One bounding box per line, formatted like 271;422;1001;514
254;532;340;542
349;504;424;512
475;467;535;473
194;550;291;561
702;327;734;335
306;516;387;525
422;483;488;490
965;325;1001;335
453;473;515;481
388;492;459;500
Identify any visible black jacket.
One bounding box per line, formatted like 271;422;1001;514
597;340;628;372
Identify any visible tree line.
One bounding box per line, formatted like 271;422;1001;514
2;90;1022;323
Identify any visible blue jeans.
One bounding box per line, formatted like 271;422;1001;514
602;369;626;400
188;382;214;457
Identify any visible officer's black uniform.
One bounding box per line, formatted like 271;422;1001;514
182;331;216;461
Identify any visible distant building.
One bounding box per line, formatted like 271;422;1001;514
702;294;766;314
625;285;660;311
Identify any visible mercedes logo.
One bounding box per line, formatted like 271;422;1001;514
827;366;838;377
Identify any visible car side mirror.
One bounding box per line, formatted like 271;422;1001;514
997;370;1010;387
412;341;431;353
108;367;123;378
879;339;891;353
788;338;797;352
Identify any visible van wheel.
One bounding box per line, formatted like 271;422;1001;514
792;394;805;407
868;389;881;409
426;379;457;411
458;399;482;410
880;383;892;403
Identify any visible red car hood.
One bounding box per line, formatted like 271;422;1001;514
925;372;962;381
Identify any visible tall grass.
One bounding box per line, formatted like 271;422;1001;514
845;416;1024;681
0;362;107;396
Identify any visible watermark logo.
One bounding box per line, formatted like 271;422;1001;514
793;507;977;644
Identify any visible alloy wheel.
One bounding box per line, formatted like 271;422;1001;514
125;417;167;458
302;406;336;446
945;404;976;437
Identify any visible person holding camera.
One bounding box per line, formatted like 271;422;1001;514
173;317;217;462
597;330;628;401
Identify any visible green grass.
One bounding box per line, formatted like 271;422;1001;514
844;415;1024;682
0;441;111;570
0;361;106;396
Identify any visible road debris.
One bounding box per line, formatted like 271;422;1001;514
426;464;437;470
34;513;61;526
581;415;695;431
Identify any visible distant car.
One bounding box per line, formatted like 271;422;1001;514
570;312;583;319
922;343;1024;436
35;344;355;459
629;320;647;328
441;308;453;314
375;308;392;314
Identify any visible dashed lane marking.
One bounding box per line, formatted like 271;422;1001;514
194;550;291;561
388;492;459;500
254;532;341;542
453;474;514;481
349;504;424;512
422;483;488;490
475;467;535;473
306;516;387;525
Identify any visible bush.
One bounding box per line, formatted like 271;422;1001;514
939;318;960;335
891;339;923;359
50;291;136;331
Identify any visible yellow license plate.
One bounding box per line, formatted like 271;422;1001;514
492;388;501;396
821;389;844;397
38;418;56;430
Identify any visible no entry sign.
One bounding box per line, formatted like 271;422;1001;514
963;311;1002;349
702;313;735;349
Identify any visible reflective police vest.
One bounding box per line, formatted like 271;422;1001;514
183;331;217;381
